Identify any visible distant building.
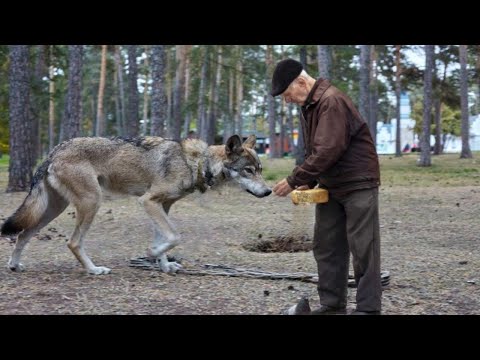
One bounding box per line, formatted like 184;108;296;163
376;92;416;154
376;91;480;154
443;115;480;152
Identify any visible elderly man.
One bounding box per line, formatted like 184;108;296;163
271;58;382;315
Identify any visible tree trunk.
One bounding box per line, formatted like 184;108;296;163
61;45;83;141
172;45;189;141
31;45;46;162
197;46;209;141
359;45;371;132
7;45;33;192
296;46;307;165
95;45;107;137
459;45;473;159
113;50;121;136
126;45;139;137
279;100;285;157
142;46;150;136
48;62;55;152
477;50;480;115
114;45;126;136
235;46;244;138
266;45;277;158
395;45;402;157
206;46;223;145
419;45;434;167
287;103;296;156
223;68;235;143
433;99;442;155
183;49;191;138
150;45;167;137
317;45;330;79
369;45;378;145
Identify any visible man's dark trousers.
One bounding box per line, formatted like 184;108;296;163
313;187;381;312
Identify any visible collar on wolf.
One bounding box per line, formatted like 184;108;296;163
195;157;225;193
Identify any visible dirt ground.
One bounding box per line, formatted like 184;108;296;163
1;181;479;315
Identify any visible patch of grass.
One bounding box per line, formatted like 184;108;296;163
380;152;480;186
0;154;9;171
260;157;296;183
258;152;480;187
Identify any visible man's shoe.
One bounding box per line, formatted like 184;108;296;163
311;305;347;315
350;310;381;315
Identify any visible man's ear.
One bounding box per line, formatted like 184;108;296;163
225;135;243;155
243;134;256;149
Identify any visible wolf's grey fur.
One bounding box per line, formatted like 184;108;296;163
1;134;271;275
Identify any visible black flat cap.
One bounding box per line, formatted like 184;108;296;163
271;58;303;97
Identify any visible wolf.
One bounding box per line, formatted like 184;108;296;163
1;134;271;275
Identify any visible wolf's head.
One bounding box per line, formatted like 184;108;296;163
223;135;272;198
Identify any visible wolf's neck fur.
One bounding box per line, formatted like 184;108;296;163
182;140;228;193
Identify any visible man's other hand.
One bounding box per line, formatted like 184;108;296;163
273;178;294;197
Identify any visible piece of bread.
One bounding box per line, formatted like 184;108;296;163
291;188;329;205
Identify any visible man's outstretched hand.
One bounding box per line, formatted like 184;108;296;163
273;178;309;197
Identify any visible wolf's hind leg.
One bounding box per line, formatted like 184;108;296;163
8;184;68;272
140;196;182;273
67;186;110;275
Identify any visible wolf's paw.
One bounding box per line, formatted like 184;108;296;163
160;261;182;274
7;259;24;272
87;266;112;275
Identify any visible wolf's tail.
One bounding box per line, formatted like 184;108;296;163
1;159;53;236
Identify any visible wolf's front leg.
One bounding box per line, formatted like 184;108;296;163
149;228;183;273
140;195;182;273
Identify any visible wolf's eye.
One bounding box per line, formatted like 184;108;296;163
245;168;254;174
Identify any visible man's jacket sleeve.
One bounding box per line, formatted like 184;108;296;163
287;97;350;188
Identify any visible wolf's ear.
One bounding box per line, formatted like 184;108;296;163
243;134;256;149
225;135;244;155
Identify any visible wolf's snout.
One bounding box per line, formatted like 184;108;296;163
264;189;272;197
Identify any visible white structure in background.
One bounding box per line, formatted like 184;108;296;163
443;115;480;153
376;92;416;154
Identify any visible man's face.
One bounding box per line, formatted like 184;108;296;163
281;78;309;106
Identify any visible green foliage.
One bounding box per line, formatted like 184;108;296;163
441;105;462;136
411;92;461;137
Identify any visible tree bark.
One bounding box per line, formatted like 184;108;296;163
395;45;402;157
150;45;167;137
142;46;150;136
287;103;296;156
317;45;330;79
7;45;33;192
61;45;84;141
459;44;473;159
95;45;107;137
206;46;223;145
31;45;46;162
114;45;126;136
183;49;191;138
197;46;209;141
235;46;244;138
369;45;378;145
296;47;307;165
266;45;277;158
126;45;139;137
419;45;434;167
48;62;55;152
172;45;189;141
359;45;371;135
224;67;235;142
